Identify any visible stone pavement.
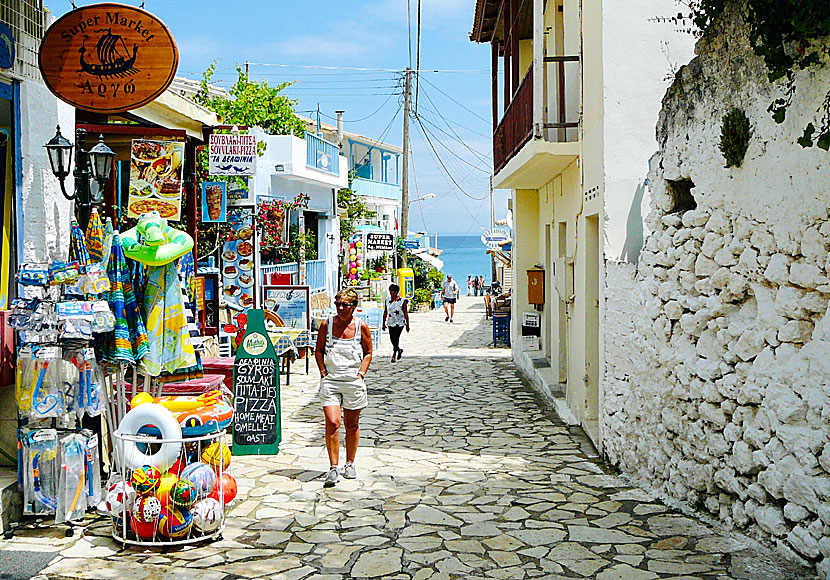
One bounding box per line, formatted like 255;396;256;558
4;298;817;579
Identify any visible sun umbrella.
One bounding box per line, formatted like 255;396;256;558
85;208;105;263
138;263;196;378
69;218;91;267
100;217;114;270
100;233;149;365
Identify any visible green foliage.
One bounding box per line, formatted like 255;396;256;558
337;176;377;241
683;0;830;150
427;268;444;290
192;63;306;137
413;287;432;305
411;257;431;289
265;224;317;264
719;108;752;167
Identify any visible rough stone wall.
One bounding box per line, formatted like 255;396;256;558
602;8;830;573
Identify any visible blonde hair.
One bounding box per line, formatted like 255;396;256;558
335;288;358;305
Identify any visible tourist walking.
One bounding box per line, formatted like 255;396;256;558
467;275;473;296
382;283;410;362
442;274;461;322
314;288;373;488
473;276;482;296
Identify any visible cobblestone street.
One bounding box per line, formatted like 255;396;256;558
3;298;816;579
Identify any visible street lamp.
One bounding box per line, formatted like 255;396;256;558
44;125;115;230
409;192;435;204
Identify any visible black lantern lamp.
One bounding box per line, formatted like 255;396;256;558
44;125;74;197
45;125;114;230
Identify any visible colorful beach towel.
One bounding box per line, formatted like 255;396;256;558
138;263;197;377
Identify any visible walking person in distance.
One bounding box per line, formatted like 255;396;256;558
473;275;481;296
314;288;373;488
467;275;473;296
382;284;410;362
442;274;461;322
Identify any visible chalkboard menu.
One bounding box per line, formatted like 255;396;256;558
232;309;281;455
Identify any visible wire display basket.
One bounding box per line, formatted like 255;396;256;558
109;429;234;547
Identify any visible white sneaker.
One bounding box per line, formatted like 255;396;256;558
323;467;340;487
343;463;357;479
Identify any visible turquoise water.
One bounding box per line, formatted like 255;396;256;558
436;235;493;295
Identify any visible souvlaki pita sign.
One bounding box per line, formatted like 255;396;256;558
209;134;257;176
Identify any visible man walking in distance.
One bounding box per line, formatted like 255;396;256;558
315;288;373;488
442;274;460;322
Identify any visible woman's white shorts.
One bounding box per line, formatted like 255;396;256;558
319;376;368;410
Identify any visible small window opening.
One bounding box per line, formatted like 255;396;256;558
666;178;696;214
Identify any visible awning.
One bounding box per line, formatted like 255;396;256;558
412;250;444;270
131;90;222;139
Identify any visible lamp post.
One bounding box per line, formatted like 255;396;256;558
44;125;115;231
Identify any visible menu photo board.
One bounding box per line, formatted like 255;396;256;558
232;309;280;455
128;139;184;220
201;181;226;222
221;208;256;312
262;286;310;329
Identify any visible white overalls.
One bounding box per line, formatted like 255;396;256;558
319;317;368;410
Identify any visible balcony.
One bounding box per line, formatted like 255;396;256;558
306;133;340;176
491;55;580;189
267;134;348;189
352;177;402;202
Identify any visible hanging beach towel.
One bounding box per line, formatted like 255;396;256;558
85;208;105;263
138;263;196;377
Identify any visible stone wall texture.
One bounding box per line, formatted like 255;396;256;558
602;9;830;574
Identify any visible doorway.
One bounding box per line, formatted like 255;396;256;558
584;214;600;438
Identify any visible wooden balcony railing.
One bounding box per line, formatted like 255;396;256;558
494;68;533;174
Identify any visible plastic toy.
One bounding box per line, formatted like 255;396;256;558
103;480;135;515
131;514;157;540
130;391;233;437
55;435;86;524
180;462;216;500
115;403;182;471
208;472;238;505
201;442;231;472
134;495;162;524
191;498;222;533
170;479;197;509
122;212;194;266
32;452;58;512
157;472;179;497
131;465;162;495
157;505;193;538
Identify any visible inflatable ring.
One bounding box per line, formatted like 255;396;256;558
115;403;182;471
138;398;234;438
122;211;194;266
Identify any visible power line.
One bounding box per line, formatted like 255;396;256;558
416;119;491;174
240;62;489;73
415;116;490;201
320;91;399;123
415;0;422;115
417;83;493;139
419;75;491;124
417;112;491;163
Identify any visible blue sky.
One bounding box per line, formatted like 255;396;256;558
48;0;510;236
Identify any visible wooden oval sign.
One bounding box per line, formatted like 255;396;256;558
38;3;178;114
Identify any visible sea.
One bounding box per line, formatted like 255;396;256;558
435;235;493;295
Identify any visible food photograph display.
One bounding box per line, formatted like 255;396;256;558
221;209;256;312
128;139;185;220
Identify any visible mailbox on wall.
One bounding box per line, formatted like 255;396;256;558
527;268;544;305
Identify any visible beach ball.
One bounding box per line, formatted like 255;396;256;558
349;261;356;268
355;241;363;249
157;506;193;539
131;515;157;540
180;462;217;500
134;495;162;524
131;465;162;495
104;481;135;515
208;472;238;505
201;442;231;472
171;479;197;509
157;472;178;496
350;267;357;275
191;498;223;533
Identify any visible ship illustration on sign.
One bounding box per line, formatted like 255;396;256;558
78;28;139;79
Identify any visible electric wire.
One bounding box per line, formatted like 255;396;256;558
415;119;491;174
419;75;491;125
415;0;422;115
319;91;399;123
415;116;490;200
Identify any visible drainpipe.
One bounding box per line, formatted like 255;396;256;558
335;111;344;146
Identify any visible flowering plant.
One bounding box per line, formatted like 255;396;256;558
256;193;310;250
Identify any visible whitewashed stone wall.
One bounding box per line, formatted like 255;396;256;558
602;9;830;573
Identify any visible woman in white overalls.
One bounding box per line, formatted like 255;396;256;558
314;288;373;487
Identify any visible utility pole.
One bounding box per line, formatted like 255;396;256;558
245;61;249;80
489;174;495;227
401;67;412;267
